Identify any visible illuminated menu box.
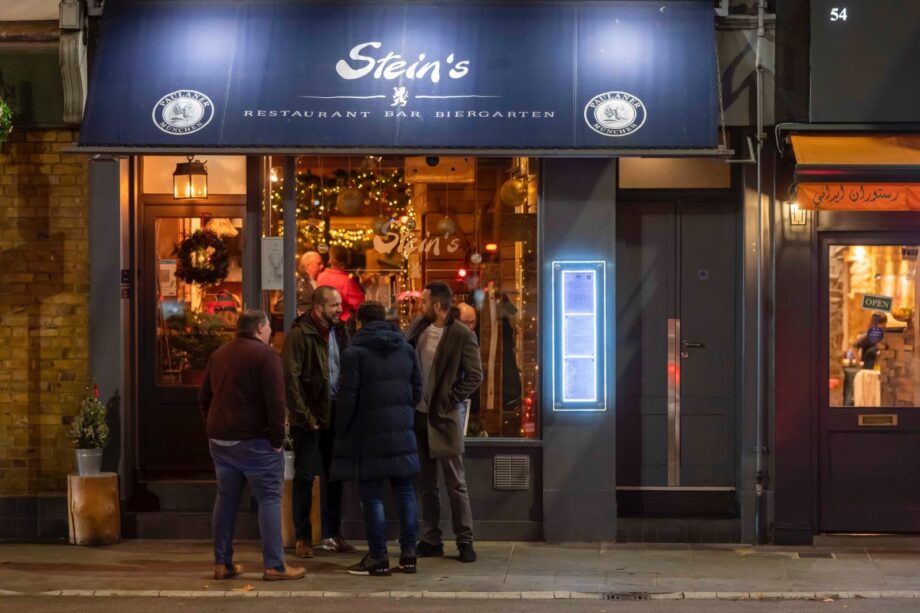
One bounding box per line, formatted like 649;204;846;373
552;261;606;411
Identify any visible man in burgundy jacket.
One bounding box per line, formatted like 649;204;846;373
200;309;304;582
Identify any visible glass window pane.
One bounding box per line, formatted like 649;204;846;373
829;245;920;407
264;156;540;438
155;217;243;386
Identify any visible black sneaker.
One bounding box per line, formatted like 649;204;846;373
458;542;477;563
416;540;444;558
347;553;391;577
398;552;417;574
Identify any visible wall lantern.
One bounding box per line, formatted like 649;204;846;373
173;155;208;199
788;202;807;226
785;183;807;226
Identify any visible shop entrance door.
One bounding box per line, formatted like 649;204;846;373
616;199;738;493
820;239;920;532
139;203;246;477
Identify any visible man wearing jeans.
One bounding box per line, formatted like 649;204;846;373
406;282;483;563
200;310;305;581
330;301;423;576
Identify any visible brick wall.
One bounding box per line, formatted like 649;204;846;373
0;129;90;497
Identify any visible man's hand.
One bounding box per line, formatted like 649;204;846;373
273;447;283;453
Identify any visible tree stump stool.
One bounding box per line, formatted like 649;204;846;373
281;476;321;547
67;472;120;546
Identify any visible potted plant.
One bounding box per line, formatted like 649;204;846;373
70;384;109;476
0;96;12;147
166;311;233;384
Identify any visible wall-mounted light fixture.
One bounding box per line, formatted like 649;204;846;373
786;183;807;226
173;155;208;199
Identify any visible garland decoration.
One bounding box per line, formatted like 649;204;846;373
175;229;230;286
0;97;12;146
270;167;413;250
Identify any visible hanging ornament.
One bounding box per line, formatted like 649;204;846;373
436;216;456;236
336;187;363;214
317;242;329;254
500;175;528;208
372;216;392;236
470;252;483;265
406;218;417;230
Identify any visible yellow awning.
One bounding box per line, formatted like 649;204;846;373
791;134;920;210
791;134;920;165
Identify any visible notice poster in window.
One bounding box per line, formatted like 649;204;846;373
563;314;595;356
564;271;595;314
563;357;596;402
553;261;606;411
159;259;177;297
261;237;284;290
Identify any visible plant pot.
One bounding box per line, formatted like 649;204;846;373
284;450;295;481
75;448;103;476
182;368;206;386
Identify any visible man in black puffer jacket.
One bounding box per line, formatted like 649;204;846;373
330;301;423;577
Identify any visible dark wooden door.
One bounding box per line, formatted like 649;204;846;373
139;203;246;477
819;237;920;532
616;199;738;489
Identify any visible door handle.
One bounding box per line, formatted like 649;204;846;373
681;340;705;349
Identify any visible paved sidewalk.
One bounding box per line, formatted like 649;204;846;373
2;540;920;601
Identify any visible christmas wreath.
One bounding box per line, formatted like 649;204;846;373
175;229;230;286
0;97;13;146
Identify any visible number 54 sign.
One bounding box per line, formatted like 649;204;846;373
829;7;848;21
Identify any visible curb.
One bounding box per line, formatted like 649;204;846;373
2;590;920;600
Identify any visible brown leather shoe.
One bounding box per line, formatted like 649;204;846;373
263;563;306;581
320;536;357;553
295;539;315;558
213;563;243;580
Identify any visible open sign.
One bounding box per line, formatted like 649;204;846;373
861;294;893;313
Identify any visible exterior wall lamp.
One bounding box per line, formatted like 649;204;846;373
173;155;208;199
788;201;807;226
786;184;807;226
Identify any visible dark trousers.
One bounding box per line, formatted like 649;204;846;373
359;477;417;559
209;438;284;570
292;426;344;541
414;412;474;546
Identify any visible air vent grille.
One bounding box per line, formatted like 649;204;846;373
493;454;530;490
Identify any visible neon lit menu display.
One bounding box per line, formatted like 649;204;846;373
553;261;605;410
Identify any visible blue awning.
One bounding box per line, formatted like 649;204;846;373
79;0;718;152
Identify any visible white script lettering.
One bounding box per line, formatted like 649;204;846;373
336;42;470;84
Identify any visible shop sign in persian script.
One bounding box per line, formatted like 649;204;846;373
80;1;717;150
797;183;920;211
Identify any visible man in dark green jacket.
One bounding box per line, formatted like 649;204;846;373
282;286;355;558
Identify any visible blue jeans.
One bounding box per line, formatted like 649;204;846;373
209;438;285;570
359;477;418;559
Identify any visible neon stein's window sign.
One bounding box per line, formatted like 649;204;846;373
552;261;606;411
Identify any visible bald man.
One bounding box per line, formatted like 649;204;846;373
296;251;324;314
457;303;477;332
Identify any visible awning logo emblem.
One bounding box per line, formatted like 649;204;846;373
584;91;646;137
152;90;214;135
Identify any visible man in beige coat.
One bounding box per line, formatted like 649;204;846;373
405;281;483;563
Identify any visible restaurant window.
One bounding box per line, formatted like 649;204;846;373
155;216;243;386
829;245;920;407
265;156;539;438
